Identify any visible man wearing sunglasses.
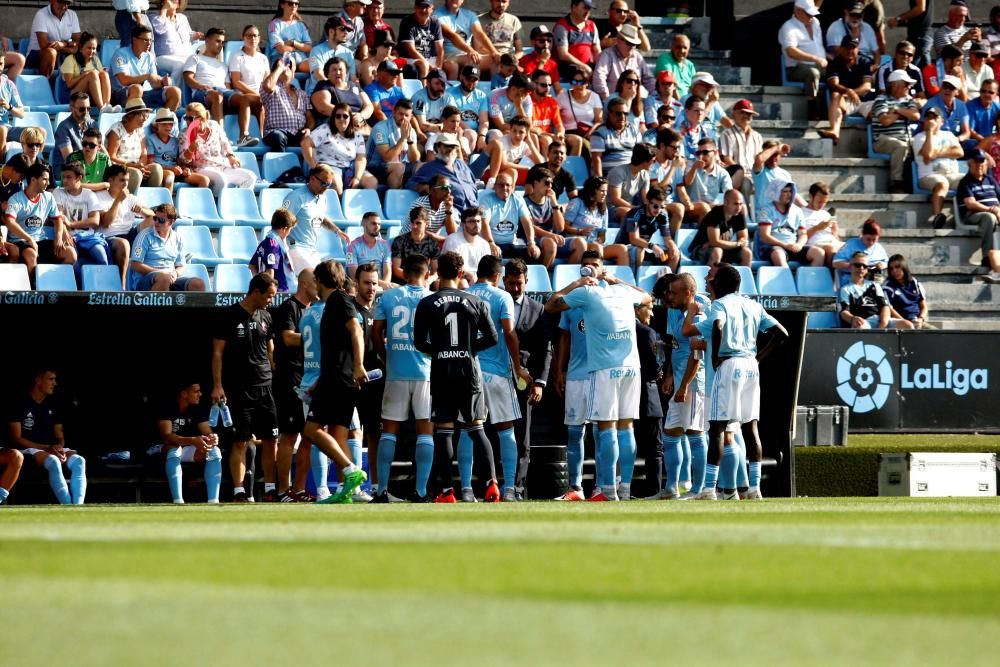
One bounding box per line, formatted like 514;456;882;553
520;26;560;92
27;0;81;78
109;24;182;111
875;40;926;99
596;0;649;52
405;173;456;242
66;128;111;193
128;204;204;291
283;164;352;270
52;91;94;181
592;23;654;100
839;251;911;329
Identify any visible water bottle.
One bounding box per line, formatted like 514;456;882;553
219;399;233;428
366;368;384;382
580;265;596;278
208;401;220;427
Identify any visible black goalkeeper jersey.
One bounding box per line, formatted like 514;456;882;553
413;287;498;394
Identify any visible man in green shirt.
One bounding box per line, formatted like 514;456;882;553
66;127;111;193
655;33;696;97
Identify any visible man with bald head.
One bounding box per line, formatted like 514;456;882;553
686;189;752;267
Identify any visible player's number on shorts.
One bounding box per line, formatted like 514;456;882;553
391;304;414;340
445;312;459;347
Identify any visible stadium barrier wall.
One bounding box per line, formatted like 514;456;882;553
798;330;999;434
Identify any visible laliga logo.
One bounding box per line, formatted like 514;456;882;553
836;341;893;413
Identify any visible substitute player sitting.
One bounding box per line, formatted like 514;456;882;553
157;381;223;504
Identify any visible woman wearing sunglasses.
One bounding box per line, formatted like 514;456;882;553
15;126;56;188
267;0;312;72
301;103;377;195
604;67;646;134
556;66;602;157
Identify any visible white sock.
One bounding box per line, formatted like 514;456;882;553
264;483;276;493
343;463;358;474
233;486;245;497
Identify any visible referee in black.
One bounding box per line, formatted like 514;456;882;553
212;273;280;503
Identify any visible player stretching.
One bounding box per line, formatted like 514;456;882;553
300;260;370;504
682;265;787;500
466;255;533;502
545;255;652;501
414;251;499;504
371;254;435;503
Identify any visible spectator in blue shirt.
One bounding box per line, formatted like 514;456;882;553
922;74;971;147
109;24;182;110
364;59;404;124
479;171;539;260
52;91;94;179
966;78;999;147
367;97;421;189
128;203;205;291
833;218;890;287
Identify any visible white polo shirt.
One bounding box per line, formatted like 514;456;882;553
778;16;825;69
28;5;81;52
183;53;228;89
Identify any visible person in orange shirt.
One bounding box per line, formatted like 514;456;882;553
527;68;570;155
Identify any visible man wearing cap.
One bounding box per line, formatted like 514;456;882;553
408;131;480;213
962;40;992;97
876;40;926;99
368;97;421;189
968;79;1000;148
520;26;561;91
718;99;763;202
956;149;1000;282
923;74;970;143
27;0;81;78
680;71;732;131
480;0;523;60
912;107;964;228
333;0;371;61
655;34;696;98
779;0;827;109
826;1;881;64
645;71;683;131
871;69;921;193
447;64;490;152
934;0;980;59
592;23;654;100
364;59;405;123
596;1;650;53
435;0;500;81
553;0;600;83
922;44;966;98
817;36;874;145
398;0;445;79
363;1;396;51
110;24;182;111
309;16;357;95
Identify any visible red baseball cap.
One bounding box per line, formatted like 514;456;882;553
657;70;676;85
732;99;759;115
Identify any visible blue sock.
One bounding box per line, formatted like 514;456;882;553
414;434;434;497
43;455;71;505
66;455;86;505
663;434;683;491
498;427;518;491
457;430;474;490
688;433;707;493
734;430;748;487
679;434;692;484
311;445;330;494
720;445;739;490
566;424;585;489
376;433;397;494
348;438;363;469
617;427;636;485
0;487;9;504
703;463;719;493
593;426;603;488
597;428;618;495
749;461;762;489
165;448;183;503
204;448;222;503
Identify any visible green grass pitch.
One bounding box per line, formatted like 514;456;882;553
2;500;1000;666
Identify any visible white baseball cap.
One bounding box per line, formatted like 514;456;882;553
794;0;820;16
941;75;963;89
887;69;917;84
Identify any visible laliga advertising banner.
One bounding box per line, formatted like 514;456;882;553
798;331;997;432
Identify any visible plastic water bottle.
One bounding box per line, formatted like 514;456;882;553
219;400;233;428
580;265;596;278
366;369;384;382
208;402;220;427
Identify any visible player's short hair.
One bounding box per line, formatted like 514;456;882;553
131;24;152;40
104;164;128;181
393;98;413;112
24;162;47;182
505;258;528;277
809;181;830;197
547;140;565;153
630;142;655;166
309;164;333;180
403;253;428;279
676;272;697;294
314;259;345;290
205;27;226;39
477;255;504;280
646;186;665;203
248;272;279;295
60;161;85;179
270;208;296;230
697;137;717;150
581;249;602;264
651;272;678;300
154;203;178;220
438;251;464;280
3;153;29;174
526;165;554;186
354;262;379;281
851;251;868;262
711;264;740;297
656;127;680;150
361;211;381;225
441;105;461;120
510;115;531;130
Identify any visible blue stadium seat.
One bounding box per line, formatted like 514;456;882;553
323;190;350;223
219;226;259;263
807;311;841;328
179;263;211;289
5;144;22;160
223;40;243;62
912;159;968;196
866;124;890;160
0;264;31;290
735;265;757;295
524;264;552;292
476;81;491;95
214;264;252;292
401;79;422;97
317;230;347;261
680;264;710;292
223;115;266;155
234;151;268;192
606;264;635;285
384;189;420;222
259;188;293;221
637;265;671;293
796;266;835;295
100;40;119;68
175;225;231;266
218;188;268;229
16;75;68;113
676;228;696;256
81;264;123;291
17;37;30;55
136;186;173;210
97;112;125;137
345;225;364;241
53;111;70;129
552;264;582;291
13;112;55;150
176;188;231;228
262;152;303;185
36;264;78;291
756;266;797;295
563;155;589;186
342;189;388;222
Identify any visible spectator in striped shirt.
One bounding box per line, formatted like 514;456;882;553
405;173;456;242
871;69;921;193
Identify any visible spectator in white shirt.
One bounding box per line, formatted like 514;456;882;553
27;0;82;78
779;0;827;107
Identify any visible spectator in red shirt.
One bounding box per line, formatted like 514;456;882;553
519;26;562;95
528;69;566;155
553;0;599;82
363;0;396;49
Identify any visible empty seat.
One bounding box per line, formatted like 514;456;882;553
384;189;420;222
676;228;696;256
262;152;303;184
223;115;266;155
605;264;635;285
219;226;259;263
0;264;31;290
179;263;211;289
807;311;841;329
735;265;757;295
401;79;422;97
234;151;268;192
680;265;710;292
563;155;589;186
215;264;252;292
317;230;347;261
97;112;125;137
16;75;68;113
81;264;123;291
35;264;77;290
176;187;231;228
136;186;173;210
756;266;797;295
342;188;389;222
345;225;364;241
636;265;671;293
175;225;230;266
524;264;553;292
796;266;835;295
100;40;119;68
259;187;293;221
218;188;267;228
323;189;350;223
13;112;55;150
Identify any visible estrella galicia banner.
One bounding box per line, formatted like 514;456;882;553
799;331;998;432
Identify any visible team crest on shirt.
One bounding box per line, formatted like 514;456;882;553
24;215;43;231
23;412;34;429
495;220;515;235
236;323;246;338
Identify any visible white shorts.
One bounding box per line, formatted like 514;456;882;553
708;356;760;425
381;379;431;422
664;388;705;431
587;366;640;422
483;372;522;424
20;447;43;456
564;378;591;426
288;246;320;272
